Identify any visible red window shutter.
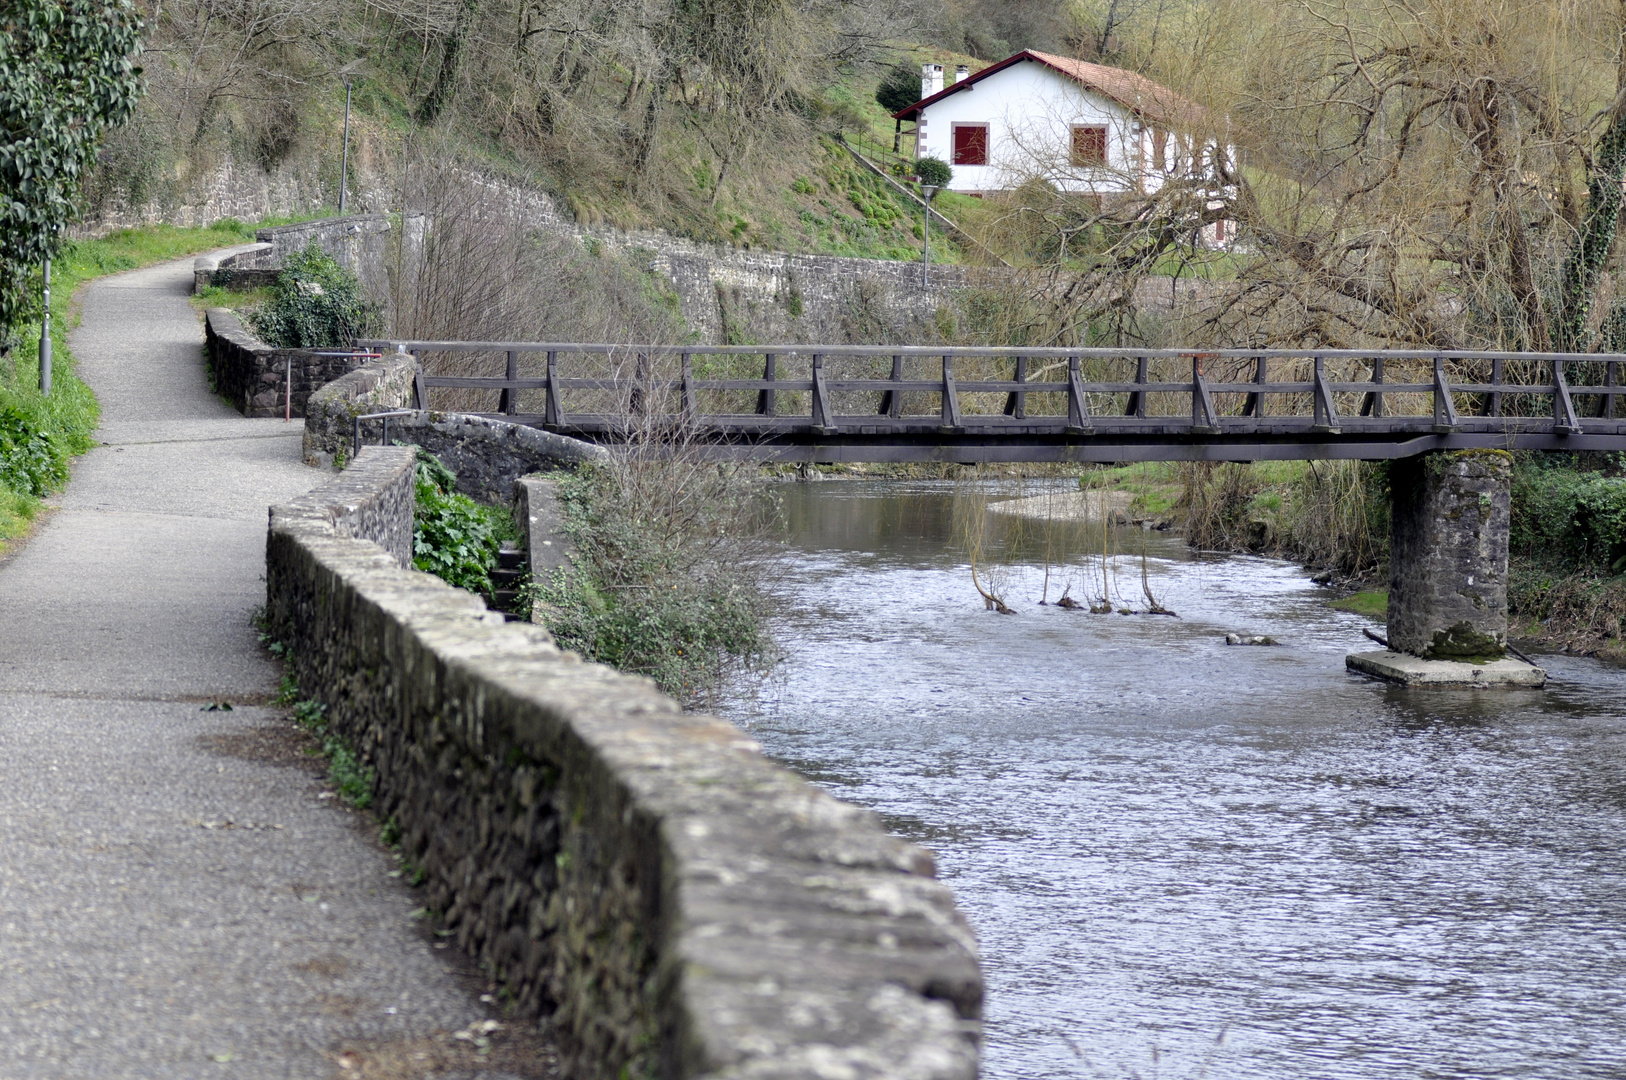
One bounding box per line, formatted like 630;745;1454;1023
1071;126;1107;166
952;125;987;166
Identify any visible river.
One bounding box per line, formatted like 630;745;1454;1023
718;479;1626;1080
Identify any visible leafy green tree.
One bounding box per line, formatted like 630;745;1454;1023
0;0;145;331
875;62;921;113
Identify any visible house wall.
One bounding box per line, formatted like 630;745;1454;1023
918;63;1145;195
916;60;1226;200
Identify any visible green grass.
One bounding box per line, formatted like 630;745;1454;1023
0;219;269;557
1330;590;1388;617
1082;462;1184;516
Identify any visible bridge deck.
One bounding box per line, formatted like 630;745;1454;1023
358;341;1626;462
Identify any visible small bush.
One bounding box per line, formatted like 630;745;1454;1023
251;239;380;348
0;406;67;497
530;454;776;701
916;157;953;188
411;448;509;592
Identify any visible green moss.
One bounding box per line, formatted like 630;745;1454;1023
1422;620;1505;661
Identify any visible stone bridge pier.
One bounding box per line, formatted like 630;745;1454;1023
1350;449;1544;686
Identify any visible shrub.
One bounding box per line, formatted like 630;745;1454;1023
1511;455;1626;576
0;406;67;497
251;239;380;348
411;448;509;592
916;156;953;188
530;452;776;701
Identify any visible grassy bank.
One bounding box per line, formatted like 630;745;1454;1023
0;221;264;555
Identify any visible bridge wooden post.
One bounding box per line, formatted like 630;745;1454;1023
1552;358;1582;434
1002;355;1028;419
1242;355;1266;417
544;350;563;426
1311;355;1339;433
1605;361;1618;420
411;350;425;410
940;354;963;432
1190;354;1219;434
1432;357;1460;431
681;352;696;416
1124;355;1148;417
1360;356;1385;417
811;354;835;434
1485;357;1504;417
1065;356;1091;434
877;354;903;417
756;353;777;417
500;350;518;415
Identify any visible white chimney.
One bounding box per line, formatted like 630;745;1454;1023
922;63;944;97
955;64;970;85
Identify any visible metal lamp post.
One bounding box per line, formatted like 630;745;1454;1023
921;184;939;287
38;255;50;395
338;76;355;215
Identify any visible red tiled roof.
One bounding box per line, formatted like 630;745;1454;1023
892;49;1205;129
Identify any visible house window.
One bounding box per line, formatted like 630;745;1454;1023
952;124;988;166
1071;125;1108;167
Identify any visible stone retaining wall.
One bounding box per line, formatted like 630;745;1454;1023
266;446;983;1080
205;309;376;418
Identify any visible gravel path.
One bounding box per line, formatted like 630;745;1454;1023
0;254;548;1079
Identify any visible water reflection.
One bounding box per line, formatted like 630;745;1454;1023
723;480;1626;1080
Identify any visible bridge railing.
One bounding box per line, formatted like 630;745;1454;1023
356;341;1626;439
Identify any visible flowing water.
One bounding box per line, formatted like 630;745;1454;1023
719;479;1626;1080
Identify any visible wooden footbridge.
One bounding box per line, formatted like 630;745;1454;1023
360;341;1626;462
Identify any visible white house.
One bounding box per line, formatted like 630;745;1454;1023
893;50;1233;241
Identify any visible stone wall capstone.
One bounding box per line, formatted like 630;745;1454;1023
266;446;983;1080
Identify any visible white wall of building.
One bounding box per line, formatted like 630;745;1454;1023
915;61;1205;197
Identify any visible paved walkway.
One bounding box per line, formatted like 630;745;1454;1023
0;255;541;1078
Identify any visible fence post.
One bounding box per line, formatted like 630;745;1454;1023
681;352;695;416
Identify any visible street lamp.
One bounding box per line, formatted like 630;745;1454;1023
338;74;356;215
920;183;940;286
38;253;50;395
